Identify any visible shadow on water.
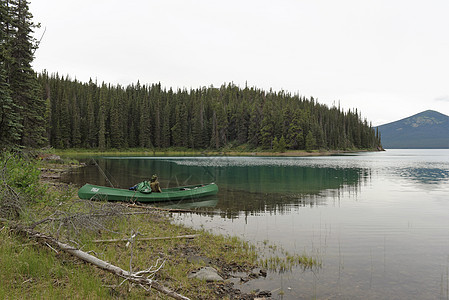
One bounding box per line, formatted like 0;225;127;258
157;196;219;210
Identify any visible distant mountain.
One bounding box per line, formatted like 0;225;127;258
377;110;449;149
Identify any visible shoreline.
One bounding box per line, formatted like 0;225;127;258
50;148;382;158
35;159;274;299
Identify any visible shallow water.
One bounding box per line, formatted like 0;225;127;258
65;149;449;299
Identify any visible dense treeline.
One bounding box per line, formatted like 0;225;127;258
38;73;381;151
0;0;46;148
1;1;381;151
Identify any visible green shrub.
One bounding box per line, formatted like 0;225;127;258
1;151;45;201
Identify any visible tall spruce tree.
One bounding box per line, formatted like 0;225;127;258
0;0;21;148
260;101;275;149
7;0;46;147
161;100;171;148
98;83;108;149
0;64;21;147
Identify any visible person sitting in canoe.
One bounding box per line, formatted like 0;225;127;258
150;174;162;193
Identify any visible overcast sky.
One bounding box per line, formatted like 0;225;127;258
30;0;449;125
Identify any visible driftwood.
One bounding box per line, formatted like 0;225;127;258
93;234;199;243
4;222;190;300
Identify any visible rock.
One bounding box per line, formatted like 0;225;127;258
257;290;272;297
229;271;247;279
225;277;241;286
251;267;267;278
188;267;223;282
253;289;272;299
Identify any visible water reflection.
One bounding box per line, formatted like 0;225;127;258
64;156;369;217
158;197;219;210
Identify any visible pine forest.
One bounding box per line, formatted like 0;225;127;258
37;74;381;151
1;1;382;152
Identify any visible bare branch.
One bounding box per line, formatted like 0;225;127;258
45;242;59;254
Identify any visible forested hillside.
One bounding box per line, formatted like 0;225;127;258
1;1;381;152
37;73;381;151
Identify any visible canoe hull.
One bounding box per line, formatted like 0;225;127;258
78;183;218;203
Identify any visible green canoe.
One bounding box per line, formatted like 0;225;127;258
78;183;218;203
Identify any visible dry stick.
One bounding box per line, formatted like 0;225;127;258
11;225;190;300
124;203;220;215
93;234;199;243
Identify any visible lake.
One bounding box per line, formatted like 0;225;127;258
64;149;449;299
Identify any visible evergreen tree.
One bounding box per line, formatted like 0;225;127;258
0;0;21;148
260;101;274;149
277;135;287;153
98;83;108;149
152;85;162;148
0;65;21;147
210;110;219;149
305;131;316;151
140;98;152;148
272;136;278;152
248;105;262;148
109;87;124;148
171;102;182;148
161;99;171;148
215;102;228;147
191;95;206;149
7;0;46;147
85;79;97;147
235;102;249;144
58;86;70;147
71;92;81;147
286;109;304;150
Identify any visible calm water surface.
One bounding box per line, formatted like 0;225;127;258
65;149;449;299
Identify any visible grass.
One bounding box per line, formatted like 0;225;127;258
0;227;109;299
257;241;321;273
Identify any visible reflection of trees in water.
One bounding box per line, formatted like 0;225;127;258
216;190;327;219
63;158;371;218
63;158;216;189
216;180;364;219
214;165;370;218
215;165;368;195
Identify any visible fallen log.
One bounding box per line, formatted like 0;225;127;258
6;222;190;300
93;234;199;243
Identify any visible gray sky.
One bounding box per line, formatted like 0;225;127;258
30;0;449;125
